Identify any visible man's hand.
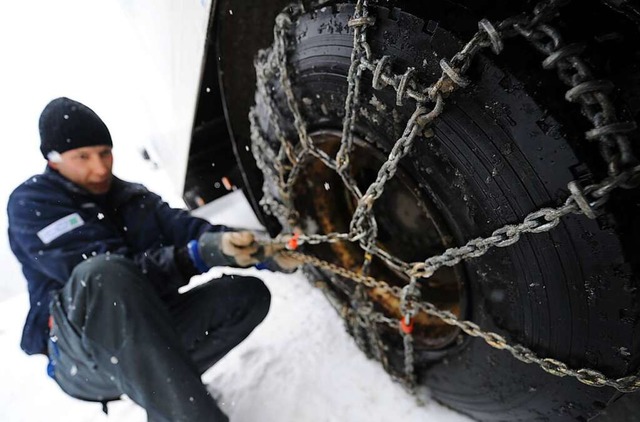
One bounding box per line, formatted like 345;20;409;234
260;243;303;272
197;231;261;268
272;252;304;271
220;231;261;267
194;230;303;272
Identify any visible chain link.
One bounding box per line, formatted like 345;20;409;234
251;0;640;393
513;5;638;176
407;170;640;278
284;249;640;392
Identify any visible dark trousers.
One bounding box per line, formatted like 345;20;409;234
48;255;270;422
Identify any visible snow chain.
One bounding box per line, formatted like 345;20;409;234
250;0;640;392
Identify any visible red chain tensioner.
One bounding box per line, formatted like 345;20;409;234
400;315;415;334
399;281;420;334
287;233;300;250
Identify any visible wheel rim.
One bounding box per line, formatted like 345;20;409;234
291;129;466;350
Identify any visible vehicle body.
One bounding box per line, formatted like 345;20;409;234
123;1;640;420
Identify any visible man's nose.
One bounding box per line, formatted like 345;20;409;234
90;156;109;176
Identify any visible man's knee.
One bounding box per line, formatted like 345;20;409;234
244;276;270;297
243;276;271;319
71;254;133;277
68;254;145;297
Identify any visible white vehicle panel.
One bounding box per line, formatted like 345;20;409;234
118;0;213;195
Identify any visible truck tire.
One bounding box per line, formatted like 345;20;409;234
249;3;640;420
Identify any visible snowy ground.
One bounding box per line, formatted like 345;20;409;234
0;1;471;421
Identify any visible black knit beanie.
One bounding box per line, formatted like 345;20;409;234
39;97;112;160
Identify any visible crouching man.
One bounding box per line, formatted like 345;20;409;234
7;97;294;421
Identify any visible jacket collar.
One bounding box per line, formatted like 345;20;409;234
44;165;89;195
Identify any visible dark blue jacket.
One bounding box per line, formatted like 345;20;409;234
7;167;222;355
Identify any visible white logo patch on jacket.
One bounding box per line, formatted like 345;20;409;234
37;213;85;244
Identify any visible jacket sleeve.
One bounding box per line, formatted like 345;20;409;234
148;191;229;247
8;186;131;286
137;192;231;281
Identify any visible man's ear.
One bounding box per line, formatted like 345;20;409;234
47;151;63;170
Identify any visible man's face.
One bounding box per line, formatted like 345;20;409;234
49;145;114;194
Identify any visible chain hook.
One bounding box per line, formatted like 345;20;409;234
399;279;421;334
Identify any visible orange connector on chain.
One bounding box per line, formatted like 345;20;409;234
287;233;300;250
399;317;414;334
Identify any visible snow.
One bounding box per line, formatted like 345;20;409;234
0;1;471;421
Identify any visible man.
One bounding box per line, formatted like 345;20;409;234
7;97;292;421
